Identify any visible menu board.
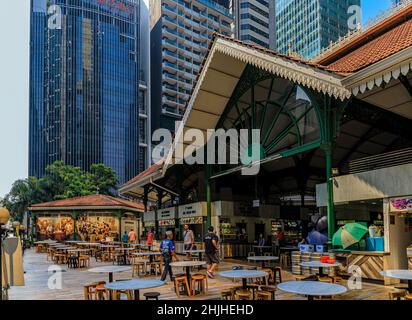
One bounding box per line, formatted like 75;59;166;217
77;215;119;242
178;202;207;218
36;216;74;240
157;207;176;220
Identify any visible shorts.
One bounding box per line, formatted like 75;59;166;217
184;244;192;251
205;252;219;264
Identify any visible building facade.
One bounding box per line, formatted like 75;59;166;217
29;0;149;184
150;0;234;132
233;0;275;49
275;0;361;59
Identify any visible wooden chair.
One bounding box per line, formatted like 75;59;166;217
174;275;191;298
259;285;276;300
221;288;234;300
318;276;334;283
191;274;208;295
132;260;147;277
256;290;271;300
388;288;407;300
79;255;90;268
234;289;252;300
279;253;291;269
84;281;106;300
260;268;273;284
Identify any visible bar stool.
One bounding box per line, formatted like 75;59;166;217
79;255;90;268
144;292;161;300
191;274;208;295
235;289;252;300
84;281;106;300
174;275;191;298
259;285;276;300
279;252;291;269
132;260;147;277
221;288;234;300
273;267;282;283
388;288;407;300
256;290;271;300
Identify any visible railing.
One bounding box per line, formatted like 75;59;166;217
348;147;412;174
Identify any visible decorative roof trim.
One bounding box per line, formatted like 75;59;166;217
28;205;144;213
213;38;351;101
161;37;352;176
342;45;412;95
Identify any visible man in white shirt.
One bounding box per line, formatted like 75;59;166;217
183;224;194;259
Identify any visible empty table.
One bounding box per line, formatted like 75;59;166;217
105;279;164;300
88;265;132;283
277;281;347;300
300;261;341;277
247;256;279;268
67;248;90;257
219;270;268;289
133;251;162;263
170;261;206;290
381;270;412;293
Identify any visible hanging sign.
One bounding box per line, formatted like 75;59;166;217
157;207;176;220
178;202;207;218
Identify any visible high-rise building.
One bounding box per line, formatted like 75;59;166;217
275;0;361;60
150;0;234;132
29;0;149;184
233;0;276;49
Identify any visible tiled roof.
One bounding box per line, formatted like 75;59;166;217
325;18;412;73
30;194;144;211
121;160;163;188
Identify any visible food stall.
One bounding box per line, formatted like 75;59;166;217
157;207;177;237
142;210;156;239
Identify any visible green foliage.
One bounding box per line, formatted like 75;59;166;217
1;161;119;220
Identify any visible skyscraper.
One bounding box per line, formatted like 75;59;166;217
150;0;234;132
275;0;361;60
233;0;276;49
29;0;149;184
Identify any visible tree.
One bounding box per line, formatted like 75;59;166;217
2;161;119;220
90;163;118;196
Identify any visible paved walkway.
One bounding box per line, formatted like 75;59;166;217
8;249;393;300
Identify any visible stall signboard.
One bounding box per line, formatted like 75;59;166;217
159;219;176;227
77;215;119;242
143;211;156;222
36;215;74;241
157;207;177;220
390;196;412;212
180;217;203;225
178;202;207;219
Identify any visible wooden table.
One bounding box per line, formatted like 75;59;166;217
105;279;164;300
381;270;412;293
277;281;347;300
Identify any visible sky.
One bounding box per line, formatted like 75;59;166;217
0;0;393;198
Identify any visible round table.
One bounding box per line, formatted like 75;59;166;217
170;261;206;291
247;256;279;268
88;265;132;283
277;281;347;300
114;247;136;265
219;270;268;289
381;270;412;292
133;251;162;263
105;279;164;300
300;261;341;277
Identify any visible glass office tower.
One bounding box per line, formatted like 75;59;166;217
150;0;233;132
275;0;361;60
29;0;144;184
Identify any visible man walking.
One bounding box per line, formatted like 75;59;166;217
122;231;129;244
160;231;179;282
203;226;219;278
183;224;194;259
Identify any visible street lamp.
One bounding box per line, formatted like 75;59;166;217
0;207;10;300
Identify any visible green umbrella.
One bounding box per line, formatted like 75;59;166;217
332;223;369;249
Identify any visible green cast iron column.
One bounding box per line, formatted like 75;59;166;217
324;143;335;243
206;165;212;227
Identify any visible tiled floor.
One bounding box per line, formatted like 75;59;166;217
7;249;395;300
